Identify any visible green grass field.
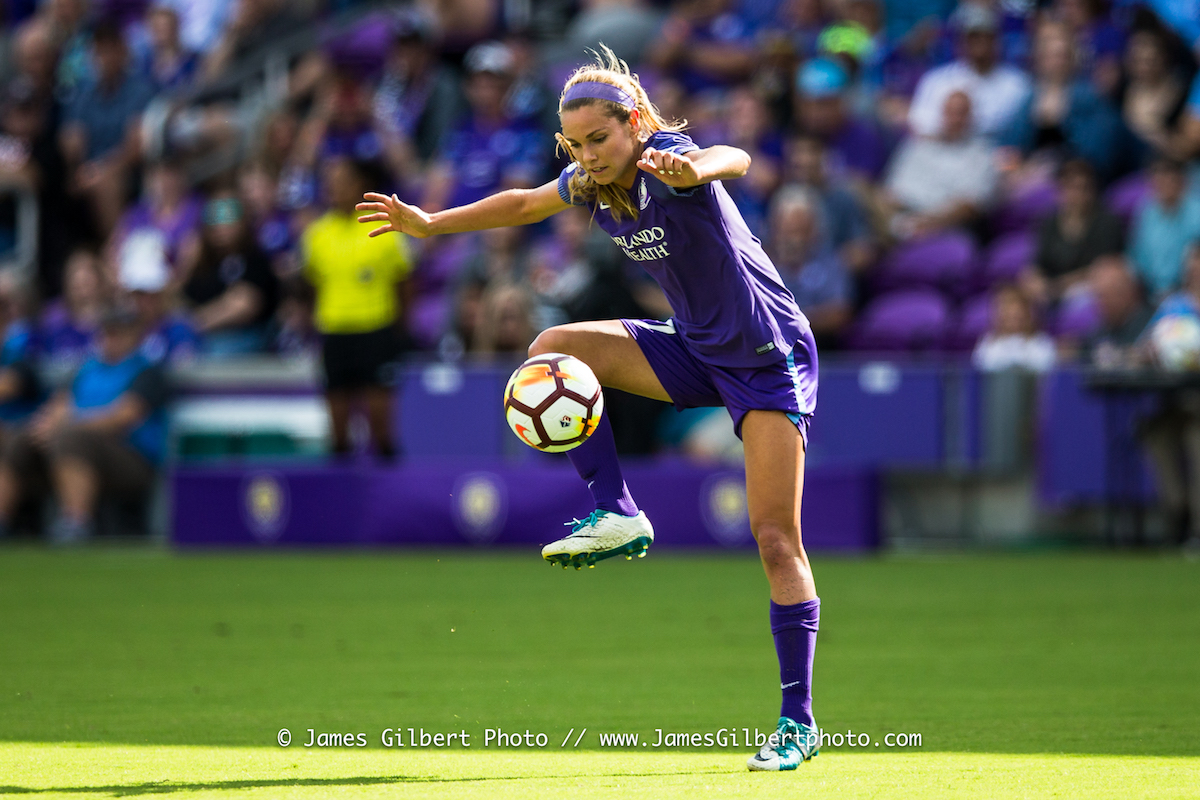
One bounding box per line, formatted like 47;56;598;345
1;548;1197;798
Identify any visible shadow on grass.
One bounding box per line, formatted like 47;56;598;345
0;769;731;796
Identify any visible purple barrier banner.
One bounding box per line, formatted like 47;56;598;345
172;460;879;552
1036;368;1156;506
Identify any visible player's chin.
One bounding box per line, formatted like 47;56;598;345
587;166;615;183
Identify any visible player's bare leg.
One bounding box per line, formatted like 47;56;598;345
529;321;663;568
743;410;816;604
529;320;671;401
743;410;820;770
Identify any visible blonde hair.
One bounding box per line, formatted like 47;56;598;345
556;45;686;222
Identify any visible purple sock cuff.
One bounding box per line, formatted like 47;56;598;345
770;597;820;634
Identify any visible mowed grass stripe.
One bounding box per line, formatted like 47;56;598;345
0;746;1196;799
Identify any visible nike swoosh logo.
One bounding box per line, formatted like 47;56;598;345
632;319;676;335
781;680;802;690
599;202;610;209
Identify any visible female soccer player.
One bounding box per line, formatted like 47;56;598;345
357;49;821;771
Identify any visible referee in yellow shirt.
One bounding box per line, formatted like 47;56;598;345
303;157;412;459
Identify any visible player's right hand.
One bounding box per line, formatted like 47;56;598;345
356;192;434;239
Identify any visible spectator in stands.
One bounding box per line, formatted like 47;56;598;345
907;2;1030;141
139;4;199;92
0;271;43;428
0;306;168;543
179;189;280;356
113;157;203;272
43;0;92;97
647;0;758;95
318;73;387;166
201;0;305;84
882;90;997;240
693;85;783;237
448;226;532;353
792;57;888;184
1022;159;1124;306
1053;0;1125;97
1127;156;1200;300
501;27;557;130
1082;255;1153;367
1116;26;1187;164
159;0;233;56
302;157;411;459
972;284;1056;372
0;78;52;209
238;160;295;274
117;229;199;364
372;11;465;193
11;18;60;107
8;20;76;299
473;282;537;356
1139;245;1200;546
425;0;501;57
422;42;548;212
563;0;663;67
881;0;953;44
40;247;110;370
526;206;597;330
766;185;854;347
59;20;155;240
783;133;876;273
999;19;1123;179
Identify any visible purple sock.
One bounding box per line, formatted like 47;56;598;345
771;597;820;727
567;411;639;517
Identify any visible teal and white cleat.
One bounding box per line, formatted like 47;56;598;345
541;510;654;569
746;717;819;771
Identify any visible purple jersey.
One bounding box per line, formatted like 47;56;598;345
557;130;809;368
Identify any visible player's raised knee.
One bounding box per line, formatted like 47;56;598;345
528;327;572;359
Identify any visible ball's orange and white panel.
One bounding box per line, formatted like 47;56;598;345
503;353;604;453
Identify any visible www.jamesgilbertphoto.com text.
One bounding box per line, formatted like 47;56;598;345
276;726;923;750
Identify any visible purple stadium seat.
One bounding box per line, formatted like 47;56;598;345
847;288;953;351
1053;292;1101;338
1105;171;1150;225
991;180;1057;235
873;231;979;298
951;292;994;351
981;229;1035;289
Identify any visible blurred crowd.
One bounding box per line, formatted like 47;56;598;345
9;0;1200;533
8;0;1200;370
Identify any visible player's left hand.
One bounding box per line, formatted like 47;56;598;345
637;147;700;188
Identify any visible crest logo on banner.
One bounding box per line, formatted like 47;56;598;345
242;473;290;542
452;472;507;544
700;474;752;546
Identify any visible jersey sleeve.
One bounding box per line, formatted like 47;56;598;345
647;130;701;156
556;162;589;206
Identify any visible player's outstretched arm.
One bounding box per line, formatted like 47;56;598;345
637;145;751;189
356;179;570;239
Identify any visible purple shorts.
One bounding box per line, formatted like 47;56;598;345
621;318;819;444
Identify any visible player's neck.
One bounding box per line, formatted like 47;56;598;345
614;159;639;191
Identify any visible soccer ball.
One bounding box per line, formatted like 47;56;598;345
504;353;604;453
1151;314;1200;372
